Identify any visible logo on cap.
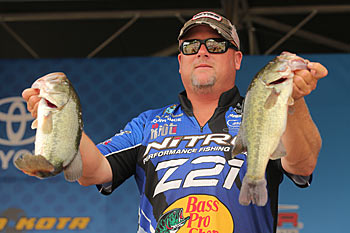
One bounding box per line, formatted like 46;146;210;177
192;12;222;22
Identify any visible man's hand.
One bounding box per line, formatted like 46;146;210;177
292;62;328;100
22;88;40;118
282;60;327;176
22;86;112;186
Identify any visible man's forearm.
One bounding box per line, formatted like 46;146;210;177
281;98;321;176
77;132;112;186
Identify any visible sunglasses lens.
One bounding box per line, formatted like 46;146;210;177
181;38;230;55
206;39;227;53
182;40;200;55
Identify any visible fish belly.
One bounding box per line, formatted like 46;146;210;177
15;99;81;179
239;82;291;206
36;99;80;168
243;82;290;179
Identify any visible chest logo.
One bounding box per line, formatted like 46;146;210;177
159;195;234;233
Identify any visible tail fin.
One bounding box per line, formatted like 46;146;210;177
63;151;83;182
239;176;268;206
14;154;55;178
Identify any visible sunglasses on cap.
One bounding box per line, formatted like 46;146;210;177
179;38;239;55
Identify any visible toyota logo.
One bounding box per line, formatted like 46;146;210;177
0;96;35;146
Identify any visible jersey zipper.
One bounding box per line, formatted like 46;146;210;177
190;115;205;133
192;108;222;133
195;107;222;133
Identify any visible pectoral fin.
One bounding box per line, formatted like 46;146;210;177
288;96;294;106
31;119;38;129
41;112;53;134
232;130;247;158
287;96;296;115
264;88;280;109
270;140;287;160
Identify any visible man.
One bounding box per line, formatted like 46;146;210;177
23;11;327;233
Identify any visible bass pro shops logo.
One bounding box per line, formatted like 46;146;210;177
158;195;233;233
0;96;35;170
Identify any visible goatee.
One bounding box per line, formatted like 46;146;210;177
191;75;216;94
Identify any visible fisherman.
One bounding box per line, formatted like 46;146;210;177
22;11;328;233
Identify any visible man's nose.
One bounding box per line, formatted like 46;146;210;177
197;44;209;56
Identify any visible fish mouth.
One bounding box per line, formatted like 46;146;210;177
177;209;190;227
44;99;58;108
267;77;289;85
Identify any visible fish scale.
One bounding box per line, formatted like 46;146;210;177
14;72;83;182
232;52;308;206
244;78;290;180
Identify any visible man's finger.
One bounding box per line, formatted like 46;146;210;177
293;76;312;97
307;62;328;80
292;73;317;100
22;88;40;101
292;82;305;100
31;102;39;118
294;69;313;85
28;95;41;111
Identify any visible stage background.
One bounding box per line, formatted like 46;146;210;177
0;54;348;233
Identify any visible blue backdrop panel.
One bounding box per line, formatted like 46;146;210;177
0;57;182;233
0;54;348;233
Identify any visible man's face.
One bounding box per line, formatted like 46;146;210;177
178;25;242;95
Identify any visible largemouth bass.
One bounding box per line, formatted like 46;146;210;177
155;208;190;233
15;72;83;182
232;52;308;206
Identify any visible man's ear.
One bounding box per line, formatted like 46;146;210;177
234;51;243;70
178;53;182;75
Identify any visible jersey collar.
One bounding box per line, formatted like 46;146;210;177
178;86;243;116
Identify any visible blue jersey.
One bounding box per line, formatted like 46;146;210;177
96;87;310;233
